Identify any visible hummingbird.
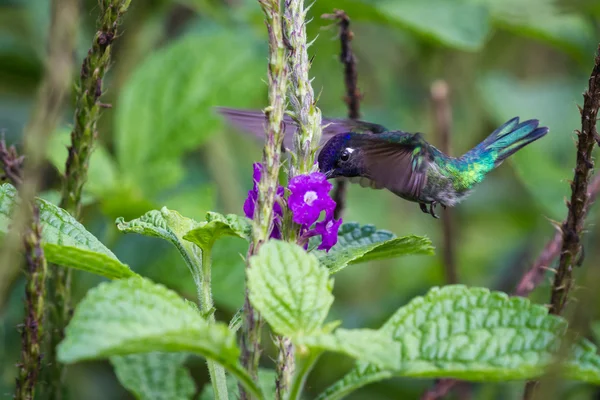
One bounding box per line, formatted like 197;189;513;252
218;108;549;218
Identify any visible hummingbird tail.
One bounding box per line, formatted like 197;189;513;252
465;117;549;166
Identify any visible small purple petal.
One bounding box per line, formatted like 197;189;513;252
315;217;342;252
288;172;335;226
243;190;257;219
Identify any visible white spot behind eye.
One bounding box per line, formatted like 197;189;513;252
345;148;355;153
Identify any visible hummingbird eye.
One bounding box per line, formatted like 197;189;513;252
340;149;351;162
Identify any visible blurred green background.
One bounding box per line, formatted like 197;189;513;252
1;0;600;398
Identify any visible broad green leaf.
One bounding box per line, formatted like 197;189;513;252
199;368;277;400
111;352;195;400
478;0;596;61
183;212;251;251
0;183;134;279
478;73;585;219
115;29;265;195
248;241;334;338
375;0;491;51
319;286;600;400
58;277;263;399
48;128;119;198
297;329;401;370
116;207;202;274
317;222;434;273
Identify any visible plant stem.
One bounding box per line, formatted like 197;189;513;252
273;0;323;396
430;80;458;285
45;1;131;397
201;248;229;400
285;0;323;176
287;350;320;400
523;42;600;400
0;0;77;397
322;10;361;220
0;142;47;400
515;174;600;297
275;337;295;400
240;0;289;398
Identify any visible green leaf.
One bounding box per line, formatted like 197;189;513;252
316;222;434;274
319;286;600;400
199;368;277;400
116;207;202;275
0;183;134;279
115;29;265;195
297;329;401;370
58;277;263;399
479;0;596;61
375;0;491;51
111;352;195;400
183;212;251;251
248;241;334;338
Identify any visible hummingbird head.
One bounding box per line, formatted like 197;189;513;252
317;133;364;179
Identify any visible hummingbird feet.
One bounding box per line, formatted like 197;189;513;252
419;202;441;219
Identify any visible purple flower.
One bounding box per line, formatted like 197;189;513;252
243;163;284;239
314;217;342;251
243;163;262;219
288;172;335;227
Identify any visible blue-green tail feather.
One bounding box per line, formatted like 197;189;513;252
464;117;549;166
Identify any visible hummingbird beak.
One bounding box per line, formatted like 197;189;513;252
324;169;334;179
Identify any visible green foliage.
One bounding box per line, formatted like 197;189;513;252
0;183;134;279
115;30;265;196
57;277;263;399
183;212;251;251
296;329;401;370
116;207;202;274
248;241;402;370
199;369;277;400
248;241;334;338
480;0;596;60
316;222;434;273
319;286;600;399
111;352;195;400
375;0;490;51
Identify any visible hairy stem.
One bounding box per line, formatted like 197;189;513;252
523;43;600;400
0;142;48;400
275;337;295;400
515;174;600;297
201;248;228;400
45;1;131;397
240;1;289;398
0;0;77;397
322;10;361;220
269;0;324;396
285;0;323;176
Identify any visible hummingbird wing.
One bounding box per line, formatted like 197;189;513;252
216;107;388;150
359;133;430;199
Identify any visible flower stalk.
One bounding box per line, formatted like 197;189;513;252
241;0;289;397
0;142;47;400
201;248;229;400
46;1;131;397
322;10;361;220
523;42;600;400
284;0;323;176
0;0;77;397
